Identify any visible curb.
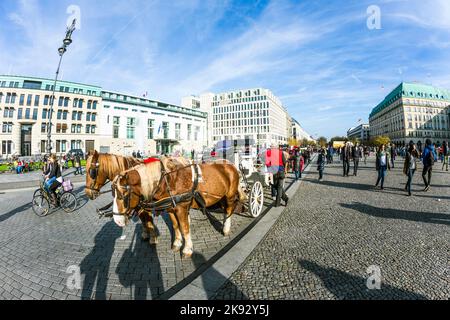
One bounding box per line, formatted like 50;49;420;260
169;155;318;300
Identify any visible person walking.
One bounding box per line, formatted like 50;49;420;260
352;143;362;176
293;150;304;181
421;139;437;192
341;142;352;177
74;153;83;175
266;145;289;207
363;145;369;165
317;147;326;181
390;143;396;169
442;141;449;171
403;141;419;196
375;144;390;190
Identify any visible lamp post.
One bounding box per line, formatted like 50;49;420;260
46;19;76;155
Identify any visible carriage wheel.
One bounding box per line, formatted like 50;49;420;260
248;181;264;218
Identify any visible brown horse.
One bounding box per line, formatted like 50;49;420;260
85;151;191;246
111;159;246;258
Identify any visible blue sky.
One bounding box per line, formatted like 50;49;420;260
1;0;449;138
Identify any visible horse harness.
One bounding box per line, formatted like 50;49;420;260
112;160;208;218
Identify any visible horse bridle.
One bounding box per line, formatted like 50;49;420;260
111;174;142;217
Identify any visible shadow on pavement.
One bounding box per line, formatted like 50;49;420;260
116;224;164;300
298;259;427;300
0;201;32;223
305;179;374;191
340;202;450;226
80;221;122;300
191;252;248;300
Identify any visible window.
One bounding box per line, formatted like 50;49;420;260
2;122;12;133
56;124;62;133
58;97;64;107
44;95;49;105
42;109;48;120
148;119;154;139
11;93;16;104
64;97;69;107
26;94;32;106
91;125;96;134
175;123;181;140
162;122;169;139
41;124;47;133
73;98;78;108
86;112;91;121
17;108;23;119
187;124;192;140
87;100;92;109
86;125;91;134
33;109;38;120
79;99;83;108
91;113;96;121
127;117;136;139
113;126;119;139
77;124;82;133
57;110;62;120
19;94;25;106
63;111;68;120
34;95;40;106
93;101;97;109
72;111;77;121
77;112;82;121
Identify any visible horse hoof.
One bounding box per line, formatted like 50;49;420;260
172;245;181;253
182;251;193;259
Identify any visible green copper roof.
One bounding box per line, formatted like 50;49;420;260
369;82;450;118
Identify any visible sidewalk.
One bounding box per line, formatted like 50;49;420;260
0;168;86;191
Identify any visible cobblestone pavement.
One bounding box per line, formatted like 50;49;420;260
0;172;296;300
213;156;450;300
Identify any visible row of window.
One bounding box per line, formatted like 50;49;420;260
1;107;97;122
213;110;269;121
213;102;269;114
213;118;269;128
1;140;13;155
0;80;98;96
0;92;98;109
40;140;83;153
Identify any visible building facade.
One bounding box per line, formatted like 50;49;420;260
369;82;450;146
347;124;370;143
0;75;207;158
184;88;290;148
291;118;312;141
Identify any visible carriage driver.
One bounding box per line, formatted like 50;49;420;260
265;144;289;207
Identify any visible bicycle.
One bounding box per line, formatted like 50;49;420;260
32;179;78;217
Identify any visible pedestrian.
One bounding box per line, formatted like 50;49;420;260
442;141;449;171
341;142;352;177
363;145;369;165
293;150;304;181
266;145;289;207
403;141;419;197
352;143;362;176
74;153;83;175
375;144;390;190
390;143;396;169
191;149;195;160
421;139;437;192
317;147;326;181
44;154;62;206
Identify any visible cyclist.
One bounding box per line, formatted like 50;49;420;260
44;154;62;206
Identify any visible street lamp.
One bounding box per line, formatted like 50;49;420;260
46;19;76;155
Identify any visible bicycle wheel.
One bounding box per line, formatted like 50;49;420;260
32;195;50;217
60;192;78;213
33;188;43;199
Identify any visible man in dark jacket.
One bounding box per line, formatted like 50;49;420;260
442;141;448;171
266;146;289;207
352;143;362;176
341;142;352;177
421;139;438;192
